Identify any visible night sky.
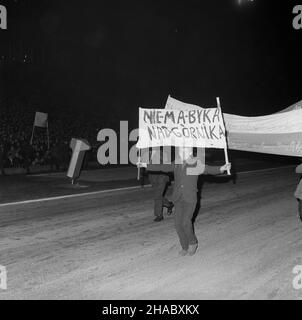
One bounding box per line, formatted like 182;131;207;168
0;0;301;124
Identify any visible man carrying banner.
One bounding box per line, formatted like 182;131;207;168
294;163;302;222
148;147;174;222
137;100;231;255
138;147;231;256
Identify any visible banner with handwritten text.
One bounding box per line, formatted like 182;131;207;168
136;107;227;149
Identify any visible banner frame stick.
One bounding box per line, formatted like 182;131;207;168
46;120;50;150
216;97;231;175
137;148;141;180
30;125;35;145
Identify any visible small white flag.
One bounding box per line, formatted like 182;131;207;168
34;112;48;128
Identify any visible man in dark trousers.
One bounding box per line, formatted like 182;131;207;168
138;147;231;256
294;163;302;222
20;142;35;174
148;148;174;222
50;140;70;171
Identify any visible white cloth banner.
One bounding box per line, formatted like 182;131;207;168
276;100;302;113
223;110;302;134
165;95;202;111
165;96;302;157
136;107;227;149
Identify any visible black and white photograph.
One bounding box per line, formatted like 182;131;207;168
1;0;302;306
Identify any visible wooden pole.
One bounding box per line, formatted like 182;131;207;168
216;97;231;175
30;125;35;145
137;148;141;180
46;120;50;150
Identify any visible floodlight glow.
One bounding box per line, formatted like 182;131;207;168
238;0;254;4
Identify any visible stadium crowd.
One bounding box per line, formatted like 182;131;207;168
0;97;114;173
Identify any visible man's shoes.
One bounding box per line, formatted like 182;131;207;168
154;216;164;222
167;202;174;215
188;243;198;256
178;249;188;256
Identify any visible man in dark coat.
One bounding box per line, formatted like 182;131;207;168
50;140;70;171
138;147;231;256
294;163;302;222
20;142;35;174
148;148;173;222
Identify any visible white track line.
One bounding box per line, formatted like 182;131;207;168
0;165;295;208
0;185;151;208
237;165;294;175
